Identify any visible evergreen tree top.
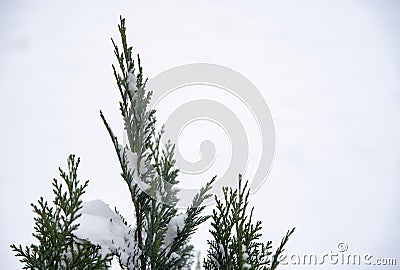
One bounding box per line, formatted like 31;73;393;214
11;16;295;270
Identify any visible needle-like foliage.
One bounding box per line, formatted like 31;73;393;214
10;155;110;269
203;174;295;270
100;16;215;269
11;16;295;270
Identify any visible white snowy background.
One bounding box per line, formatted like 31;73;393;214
1;0;399;269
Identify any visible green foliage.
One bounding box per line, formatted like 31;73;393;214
10;155;110;270
100;16;214;269
203;174;295;270
11;16;295;270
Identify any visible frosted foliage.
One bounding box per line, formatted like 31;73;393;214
127;71;137;98
163;213;187;252
75;200;139;266
118;144;149;191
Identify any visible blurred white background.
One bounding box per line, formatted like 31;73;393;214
1;0;399;269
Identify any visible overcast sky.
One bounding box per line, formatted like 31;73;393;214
1;1;399;269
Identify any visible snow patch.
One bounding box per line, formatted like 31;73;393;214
163;213;187;251
75;200;137;265
127;71;137;98
118;144;150;191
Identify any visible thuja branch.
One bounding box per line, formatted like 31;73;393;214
204;174;295;270
100;16;215;269
11;15;296;270
10;155;110;269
